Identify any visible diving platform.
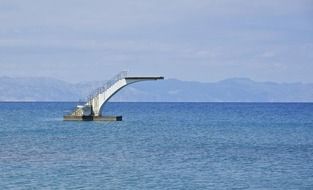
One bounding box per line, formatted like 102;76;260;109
64;71;164;121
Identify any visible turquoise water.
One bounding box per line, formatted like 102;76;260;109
0;102;313;189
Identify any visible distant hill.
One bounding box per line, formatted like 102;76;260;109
0;77;312;102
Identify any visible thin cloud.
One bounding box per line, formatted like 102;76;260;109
0;0;312;83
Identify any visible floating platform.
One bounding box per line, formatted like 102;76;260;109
64;115;122;121
63;72;164;122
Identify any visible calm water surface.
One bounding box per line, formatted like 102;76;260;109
0;102;313;189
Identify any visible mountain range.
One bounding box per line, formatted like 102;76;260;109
0;77;312;102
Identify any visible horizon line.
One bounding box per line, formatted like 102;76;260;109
0;75;312;85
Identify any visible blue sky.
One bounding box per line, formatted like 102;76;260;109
0;0;312;83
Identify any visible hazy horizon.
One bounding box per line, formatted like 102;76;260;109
1;76;312;102
1;74;313;85
0;0;312;83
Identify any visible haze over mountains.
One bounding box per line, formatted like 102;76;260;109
0;77;312;102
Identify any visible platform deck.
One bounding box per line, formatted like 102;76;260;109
64;115;122;121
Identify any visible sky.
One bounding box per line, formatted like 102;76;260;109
0;0;312;83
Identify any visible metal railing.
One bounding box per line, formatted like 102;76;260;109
86;71;128;104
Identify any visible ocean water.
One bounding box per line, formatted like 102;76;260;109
0;102;313;189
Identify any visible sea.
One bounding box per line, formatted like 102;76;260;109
0;102;312;189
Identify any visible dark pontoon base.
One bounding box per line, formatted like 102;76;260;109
64;115;122;121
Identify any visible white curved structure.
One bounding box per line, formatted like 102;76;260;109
87;76;164;116
66;72;163;120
